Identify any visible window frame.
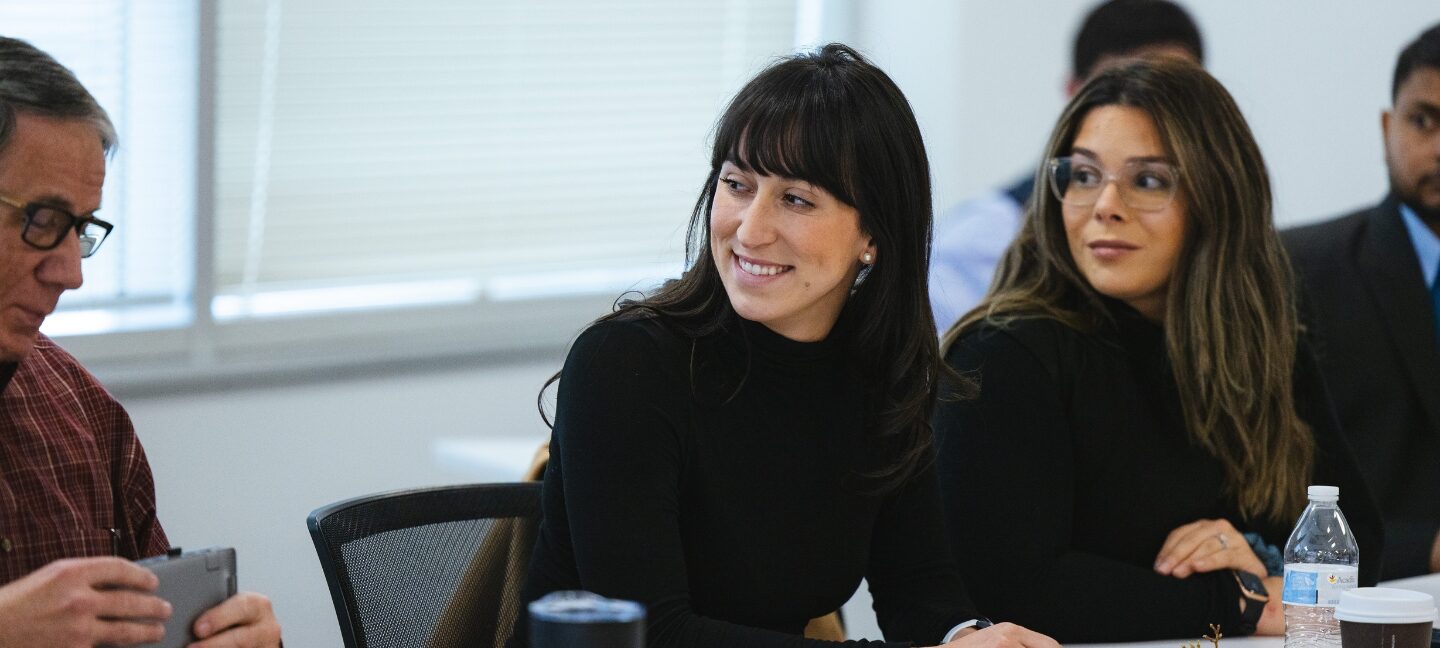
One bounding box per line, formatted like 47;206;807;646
54;1;835;391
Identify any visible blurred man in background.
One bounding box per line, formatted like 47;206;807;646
1283;23;1440;580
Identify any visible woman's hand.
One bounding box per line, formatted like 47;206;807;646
1154;519;1267;579
929;622;1062;648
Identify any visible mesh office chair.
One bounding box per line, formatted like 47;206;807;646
308;482;542;648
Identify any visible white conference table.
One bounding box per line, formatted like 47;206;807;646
1073;572;1440;648
1076;637;1278;648
1001;605;1291;648
1380;571;1440;601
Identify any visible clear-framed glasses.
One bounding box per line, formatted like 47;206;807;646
1047;156;1181;212
0;193;113;258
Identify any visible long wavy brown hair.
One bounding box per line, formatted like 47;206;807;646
944;58;1312;523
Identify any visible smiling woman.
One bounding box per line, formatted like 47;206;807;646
513;43;1057;648
711;163;872;342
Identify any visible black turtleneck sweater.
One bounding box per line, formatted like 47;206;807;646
516;314;978;647
934;304;1384;642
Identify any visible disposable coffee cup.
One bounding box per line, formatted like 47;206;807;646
529;590;645;648
1335;587;1436;648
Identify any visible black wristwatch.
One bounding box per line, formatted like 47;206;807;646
1232;569;1269;634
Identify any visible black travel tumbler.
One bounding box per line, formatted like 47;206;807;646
529;590;645;648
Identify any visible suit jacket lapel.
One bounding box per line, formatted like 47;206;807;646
1355;195;1440;433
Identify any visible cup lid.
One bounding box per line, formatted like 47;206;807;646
528;590;645;623
1334;587;1436;624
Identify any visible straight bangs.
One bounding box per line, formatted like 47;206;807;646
709;71;861;210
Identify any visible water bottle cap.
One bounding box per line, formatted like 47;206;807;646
528;590;645;624
1307;485;1339;501
1335;587;1436;624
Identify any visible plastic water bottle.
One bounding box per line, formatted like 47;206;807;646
1282;485;1360;648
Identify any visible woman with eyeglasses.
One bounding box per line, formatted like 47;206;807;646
511;44;1057;648
932;58;1383;642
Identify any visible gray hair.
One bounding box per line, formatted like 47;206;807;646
0;36;116;156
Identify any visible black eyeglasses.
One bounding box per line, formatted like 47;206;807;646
0;193;113;258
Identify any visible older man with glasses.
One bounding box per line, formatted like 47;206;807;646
0;37;282;647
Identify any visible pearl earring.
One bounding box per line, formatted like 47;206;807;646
862;252;874;264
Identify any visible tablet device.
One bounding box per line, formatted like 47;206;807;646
132;547;237;648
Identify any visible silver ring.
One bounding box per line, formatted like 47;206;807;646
1216;533;1229;549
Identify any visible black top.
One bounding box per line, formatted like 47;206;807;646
516;314;979;647
1283;195;1440;580
934;302;1385;642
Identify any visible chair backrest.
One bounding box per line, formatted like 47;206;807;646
308;482;543;648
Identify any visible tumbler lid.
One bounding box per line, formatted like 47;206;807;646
1334;587;1436;624
528;590;645;624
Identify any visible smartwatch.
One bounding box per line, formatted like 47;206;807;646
1232;569;1269;634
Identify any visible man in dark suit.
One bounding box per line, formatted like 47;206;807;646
1283;23;1440;581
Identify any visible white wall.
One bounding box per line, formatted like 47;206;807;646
852;0;1439;228
112;3;1440;646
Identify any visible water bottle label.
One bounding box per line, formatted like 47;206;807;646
1281;564;1358;606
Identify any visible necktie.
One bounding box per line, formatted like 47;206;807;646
1432;263;1440;345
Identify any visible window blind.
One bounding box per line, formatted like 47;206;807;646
213;0;797;318
0;1;197;335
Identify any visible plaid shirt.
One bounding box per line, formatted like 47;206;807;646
0;334;168;585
